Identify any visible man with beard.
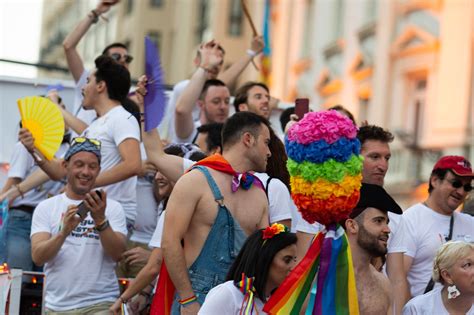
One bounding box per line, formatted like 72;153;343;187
233;82;272;119
162;112;271;314
344;183;402;314
388;156;474;313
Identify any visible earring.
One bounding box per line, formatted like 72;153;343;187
447;284;460;299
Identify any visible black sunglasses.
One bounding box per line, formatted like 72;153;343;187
447;179;473;192
110;53;133;64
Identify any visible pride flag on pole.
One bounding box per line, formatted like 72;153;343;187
260;0;271;86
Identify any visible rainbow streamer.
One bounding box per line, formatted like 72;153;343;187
263;226;359;315
264;111;362;314
260;0;271;86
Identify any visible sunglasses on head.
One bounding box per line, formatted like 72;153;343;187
110;53;133;64
72;137;101;148
446;178;473;192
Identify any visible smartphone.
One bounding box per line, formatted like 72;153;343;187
76;202;89;220
295;98;309;120
75;190;103;219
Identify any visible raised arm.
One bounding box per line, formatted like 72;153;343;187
175;40;223;139
48;90;88;134
218;36;264;86
93;138;141;188
143;129;187;182
161;171;204;313
62;0;118;82
135;75;189;182
19;128;67;181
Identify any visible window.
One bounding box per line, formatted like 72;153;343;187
228;0;243;36
195;0;209;44
126;0;133;14
150;0;163;8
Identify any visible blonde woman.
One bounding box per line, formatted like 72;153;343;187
403;241;474;314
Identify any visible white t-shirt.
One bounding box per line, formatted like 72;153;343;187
130;146;160;244
387;211;402;250
389;203;474;297
30;193;127;311
294;209;324;235
199;281;265;315
8;142;68;208
254;172;293;225
402;287;474;315
159;80;201;142
82;106;140;223
149;209;166;248
73;70;97;133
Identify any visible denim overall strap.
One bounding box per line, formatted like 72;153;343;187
191;166;225;206
191;166;235;256
170;166;246;314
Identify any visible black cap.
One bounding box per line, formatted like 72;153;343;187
349;183;402;218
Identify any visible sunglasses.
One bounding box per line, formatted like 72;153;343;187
72;137;101;149
110;53;133;64
446;179;473;192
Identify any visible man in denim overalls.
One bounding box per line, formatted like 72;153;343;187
162;112;271;314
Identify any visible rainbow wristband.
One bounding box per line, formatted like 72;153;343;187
178;295;197;306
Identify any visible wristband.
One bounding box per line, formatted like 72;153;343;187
89;10;99;24
178;294;198;306
119;296;128;304
95;219;110;232
246;49;257;57
139;290;152;298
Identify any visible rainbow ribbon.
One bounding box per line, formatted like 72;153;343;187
263;225;359;315
235;273;259;315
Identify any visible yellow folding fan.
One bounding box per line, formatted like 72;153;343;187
17;96;65;161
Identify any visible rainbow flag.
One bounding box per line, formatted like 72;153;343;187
263;225;359;315
150;263;175;315
260;0;271;85
264;111;362;314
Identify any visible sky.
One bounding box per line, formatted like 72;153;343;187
0;0;43;78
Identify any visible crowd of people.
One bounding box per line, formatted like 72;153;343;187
1;1;473;314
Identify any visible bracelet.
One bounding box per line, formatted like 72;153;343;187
89;10;99;24
95;219;110;232
14;184;25;199
246;49;257;57
139;290;152;298
178;294;198;306
119;296;128;304
199;66;210;73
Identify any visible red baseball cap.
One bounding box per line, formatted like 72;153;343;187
433;156;474;177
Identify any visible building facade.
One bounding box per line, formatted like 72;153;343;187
292;0;474;206
38;0;263;88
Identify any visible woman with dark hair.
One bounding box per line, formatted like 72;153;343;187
199;224;297;314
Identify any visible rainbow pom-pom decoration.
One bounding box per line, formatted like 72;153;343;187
264;110;362;315
285;110;363;226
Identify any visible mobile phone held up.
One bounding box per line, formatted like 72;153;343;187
75;190;103;220
295;98;309;120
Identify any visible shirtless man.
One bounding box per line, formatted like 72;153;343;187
344;183;402;314
161;112;271;315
